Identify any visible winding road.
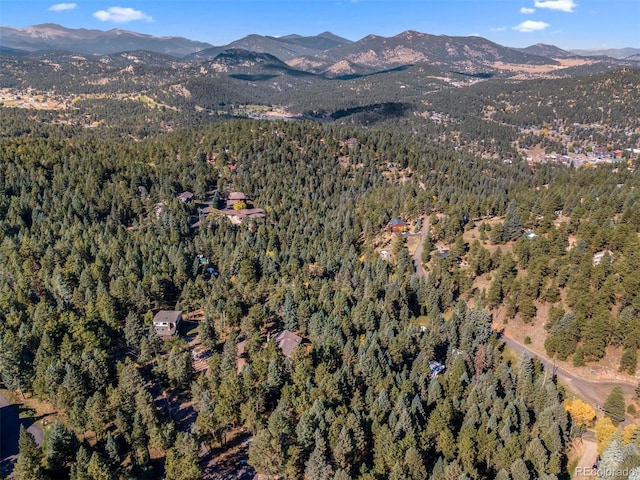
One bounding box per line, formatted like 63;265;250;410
409;213;636;409
500;334;637;410
409;213;632;476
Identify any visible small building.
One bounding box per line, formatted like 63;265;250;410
380;250;392;260
153;310;182;337
387;218;408;233
339;137;358;148
274;330;303;358
593;250;613;266
178;191;194;203
429;361;446;378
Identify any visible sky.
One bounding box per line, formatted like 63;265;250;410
1;0;639;50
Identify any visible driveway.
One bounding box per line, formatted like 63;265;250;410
0;392;44;477
411;216;430;279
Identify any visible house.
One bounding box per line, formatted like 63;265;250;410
340;137;358;148
437;247;450;259
226;192;247;208
198;205;215;216
274;330;303;358
387;218;408;233
380;250;392;260
178;191;194;203
429;361;446;378
152;310;182;337
225;208;266;225
593;250;613;266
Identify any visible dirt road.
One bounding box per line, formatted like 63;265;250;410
573;432;599;480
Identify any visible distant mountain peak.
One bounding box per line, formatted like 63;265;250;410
401;30;427;37
0;23;213;57
516;43;574;58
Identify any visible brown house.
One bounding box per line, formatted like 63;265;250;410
274;330;303;358
226;192;247;208
226;208;266;225
153;310;182;337
387;218;408;233
177;191;194;203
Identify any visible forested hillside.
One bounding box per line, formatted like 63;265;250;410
1;59;640;479
0;111;585;479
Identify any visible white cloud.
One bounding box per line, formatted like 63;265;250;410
93;6;153;23
48;3;77;11
513;20;550;32
491;26;507;32
534;0;577;12
520;7;536;14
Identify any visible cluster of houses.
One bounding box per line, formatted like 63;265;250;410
152;309;309;374
153;190;266;227
528;146;637;169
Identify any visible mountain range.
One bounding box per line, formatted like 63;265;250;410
2;23;639;67
0;23;212;57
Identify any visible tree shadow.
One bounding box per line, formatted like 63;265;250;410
0;399;47;477
0;403;20;477
331;102;410;125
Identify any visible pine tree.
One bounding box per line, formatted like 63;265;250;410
604;386;626;424
87;451;115;480
200;315;218;350
124;312;145;350
510;458;531;480
304;436;332;480
13;425;44;480
620;347;637;375
503;200;523;242
46;421;78;473
283;293;299;331
105;431;120;467
69;446;90;480
164;432;202;480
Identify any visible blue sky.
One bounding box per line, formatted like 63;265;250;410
1;0;639;50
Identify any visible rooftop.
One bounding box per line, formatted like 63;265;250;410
274;330;302;358
153;310;182;324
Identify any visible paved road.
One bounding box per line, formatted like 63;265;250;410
499;334;636;411
412;216;430;279
0;392;44;477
